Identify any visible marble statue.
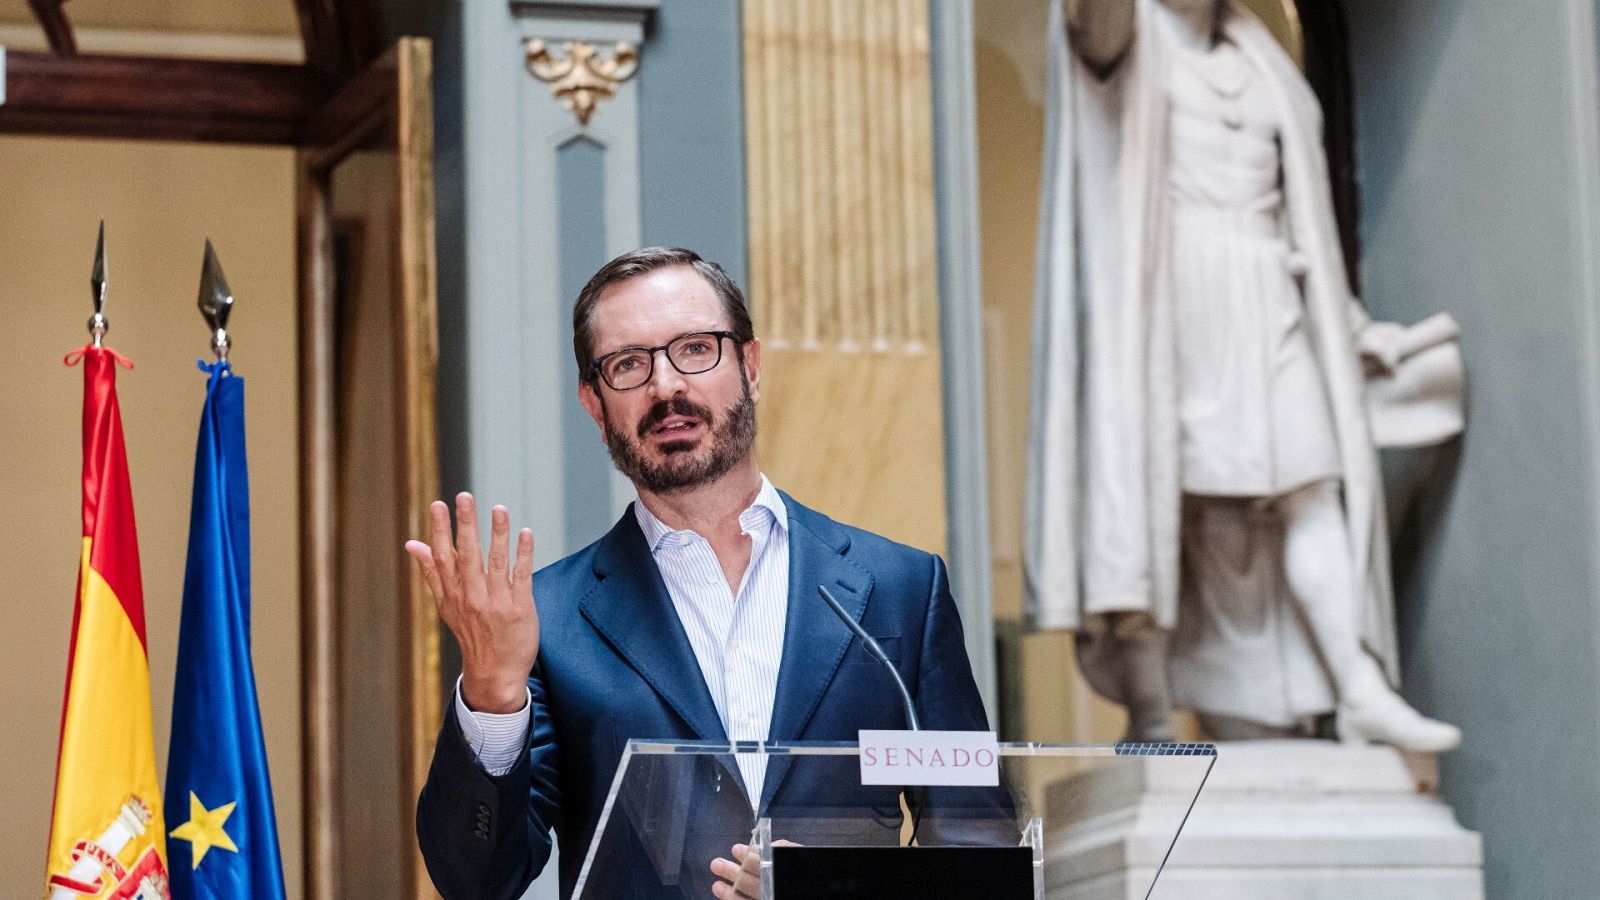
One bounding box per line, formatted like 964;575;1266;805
1025;0;1463;751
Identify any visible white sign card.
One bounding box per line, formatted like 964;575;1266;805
858;730;1000;787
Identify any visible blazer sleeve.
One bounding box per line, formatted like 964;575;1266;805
416;660;561;900
910;554;1020;846
911;554;992;733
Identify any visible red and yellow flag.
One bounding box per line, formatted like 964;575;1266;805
45;345;170;900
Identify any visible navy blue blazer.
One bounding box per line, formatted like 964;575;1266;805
416;494;1000;899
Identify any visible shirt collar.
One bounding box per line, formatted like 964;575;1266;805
633;474;788;553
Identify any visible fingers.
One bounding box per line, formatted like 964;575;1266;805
512;528;535;591
455;492;486;588
424;493;534;601
487;505;510;575
708;844;763;900
738;843;760;882
709;859;751;900
404;540;445;600
426;500;458;587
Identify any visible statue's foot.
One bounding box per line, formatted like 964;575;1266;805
1337;684;1462;753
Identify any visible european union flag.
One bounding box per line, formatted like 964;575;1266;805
164;359;286;899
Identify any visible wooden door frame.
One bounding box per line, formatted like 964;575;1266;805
295;39;441;900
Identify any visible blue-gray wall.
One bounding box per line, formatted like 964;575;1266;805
1346;0;1600;894
638;0;748;285
393;1;748;895
397;0;748;560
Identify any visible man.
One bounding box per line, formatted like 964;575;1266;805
1025;0;1460;750
410;248;999;899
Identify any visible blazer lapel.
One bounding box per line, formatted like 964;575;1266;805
579;508;729;743
760;496;874;810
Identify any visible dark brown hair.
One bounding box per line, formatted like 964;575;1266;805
572;247;754;385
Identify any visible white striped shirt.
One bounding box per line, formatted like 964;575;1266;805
634;476;789;804
457;476;790;807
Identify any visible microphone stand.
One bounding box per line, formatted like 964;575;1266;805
817;585;928;846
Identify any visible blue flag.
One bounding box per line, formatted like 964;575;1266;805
164;360;287;899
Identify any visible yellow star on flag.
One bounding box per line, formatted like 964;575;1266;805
170;791;240;869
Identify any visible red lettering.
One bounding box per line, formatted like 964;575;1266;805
929;748;946;767
906;748;923;766
952;749;970;767
975;749;996;768
864;748;878;767
886;748;900;766
71;840;126;880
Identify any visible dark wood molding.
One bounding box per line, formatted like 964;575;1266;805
294;0;384;83
0;51;328;144
295;0;342;80
299;48;399;159
295;41;439;899
26;0;77;54
2;1;384;144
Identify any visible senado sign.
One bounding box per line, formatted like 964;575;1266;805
858;730;1001;787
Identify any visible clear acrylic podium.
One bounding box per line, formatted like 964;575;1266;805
572;740;1216;899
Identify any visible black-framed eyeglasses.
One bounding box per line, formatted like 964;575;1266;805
589;330;738;391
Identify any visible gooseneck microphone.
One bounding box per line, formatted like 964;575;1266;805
818;584;929;846
818;585;921;731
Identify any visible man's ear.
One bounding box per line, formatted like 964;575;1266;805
743;337;762;404
578;380;605;432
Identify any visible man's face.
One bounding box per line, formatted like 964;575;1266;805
578;265;762;494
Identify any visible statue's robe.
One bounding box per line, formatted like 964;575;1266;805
1024;0;1398;724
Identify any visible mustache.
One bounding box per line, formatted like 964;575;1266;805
636;396;716;439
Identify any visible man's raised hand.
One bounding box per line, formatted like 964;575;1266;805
405;493;539;714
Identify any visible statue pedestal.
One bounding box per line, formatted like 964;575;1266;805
1044;740;1483;899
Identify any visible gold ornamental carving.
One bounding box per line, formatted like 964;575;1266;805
524;39;640;126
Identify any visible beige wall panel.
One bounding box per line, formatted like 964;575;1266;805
744;0;948;558
0;136;300;896
756;348;947;557
1242;0;1304;67
0;0;297;38
744;0;939;351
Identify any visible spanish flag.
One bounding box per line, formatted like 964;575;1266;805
45;344;170;899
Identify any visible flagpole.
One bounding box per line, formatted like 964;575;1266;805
47;222;171;899
164;241;288;899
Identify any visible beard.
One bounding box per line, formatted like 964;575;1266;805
601;376;757;494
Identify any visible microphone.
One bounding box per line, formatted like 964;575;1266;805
818;585;921;731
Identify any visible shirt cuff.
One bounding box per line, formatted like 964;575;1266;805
454;675;532;777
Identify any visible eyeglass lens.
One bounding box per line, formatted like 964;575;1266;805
601;332;724;390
